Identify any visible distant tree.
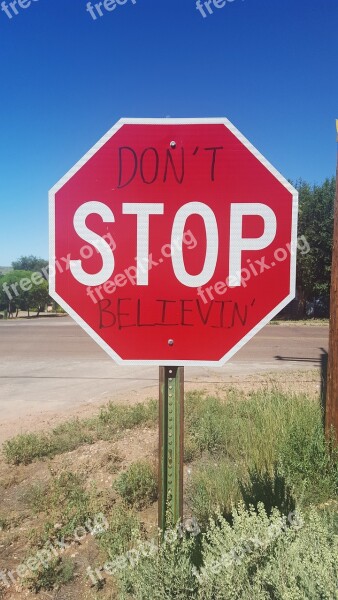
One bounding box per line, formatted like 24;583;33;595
12;255;48;273
0;270;51;317
29;279;50;317
296;177;335;316
0;270;30;317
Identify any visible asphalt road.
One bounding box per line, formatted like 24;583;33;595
0;317;328;432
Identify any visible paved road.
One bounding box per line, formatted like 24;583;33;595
0;317;328;429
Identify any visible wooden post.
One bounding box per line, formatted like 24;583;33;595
325;120;338;443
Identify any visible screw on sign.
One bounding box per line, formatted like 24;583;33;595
49;118;298;530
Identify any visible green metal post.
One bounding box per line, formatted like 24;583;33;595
158;366;184;533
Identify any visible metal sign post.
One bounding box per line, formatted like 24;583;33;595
158;366;184;533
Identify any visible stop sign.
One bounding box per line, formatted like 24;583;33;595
49;118;298;366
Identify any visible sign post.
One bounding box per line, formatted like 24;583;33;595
159;366;184;532
49;117;298;532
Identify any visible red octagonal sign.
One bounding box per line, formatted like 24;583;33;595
49;118;298;366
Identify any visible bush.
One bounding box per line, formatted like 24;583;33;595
198;504;338;600
117;528;198;600
3;432;54;465
116;503;338;600
24;557;74;592
184;389;316;469
2;422;96;464
114;461;158;509
2;399;158;465
98;400;157;430
98;505;141;559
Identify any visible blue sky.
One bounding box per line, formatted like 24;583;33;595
0;0;337;265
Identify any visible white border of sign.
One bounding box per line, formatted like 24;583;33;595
49;118;298;366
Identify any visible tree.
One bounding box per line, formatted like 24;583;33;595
12;255;48;273
28;279;50;317
296;177;335;316
0;271;51;317
0;271;31;316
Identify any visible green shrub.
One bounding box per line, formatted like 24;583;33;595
21;481;46;513
184;435;200;463
117;528;198;600
98;505;141;559
114;461;158;509
185;389;309;467
116;503;338;600
186;394;230;457
2;399;157;465
198;504;338;600
50;419;96;452
98;400;157;430
24;557;74;592
240;465;296;517
2;422;96;464
3;432;54;465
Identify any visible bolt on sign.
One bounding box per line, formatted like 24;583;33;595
49;118;298;366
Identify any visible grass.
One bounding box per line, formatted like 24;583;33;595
186;459;240;525
2;398;157;465
184;388;322;468
114;460;158;509
270;318;329;325
185;389;338;523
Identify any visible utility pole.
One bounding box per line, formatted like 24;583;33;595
325;120;338;444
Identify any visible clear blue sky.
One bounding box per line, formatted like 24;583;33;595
0;0;337;265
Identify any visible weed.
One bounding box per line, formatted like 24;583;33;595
117;527;198;600
22;470;101;542
24;556;74;592
185;389;338;521
101;449;123;474
186;459;240;526
114;461;158;509
98;399;157;431
116;503;338;600
279;416;338;505
98;504;141;559
2;399;157;465
3;432;54;465
185;388;321;471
